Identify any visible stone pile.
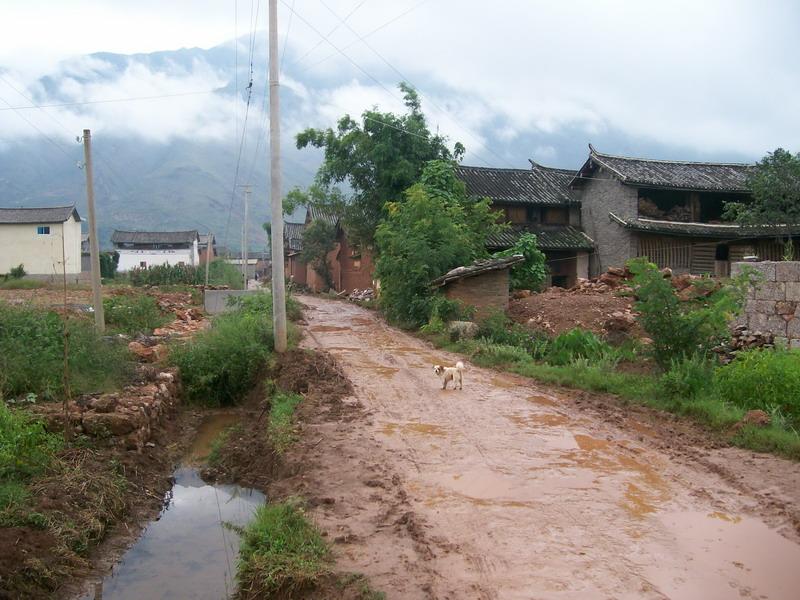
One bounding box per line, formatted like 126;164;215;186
713;325;775;364
33;367;181;452
348;288;375;302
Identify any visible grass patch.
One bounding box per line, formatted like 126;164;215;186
236;500;331;598
0;302;131;400
268;391;303;454
0;278;46;289
103;294;170;335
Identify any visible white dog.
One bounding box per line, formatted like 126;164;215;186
433;361;465;390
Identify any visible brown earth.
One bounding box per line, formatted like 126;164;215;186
509;288;638;337
280;295;800;600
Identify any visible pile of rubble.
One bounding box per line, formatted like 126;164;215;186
348;288;375;302
714;325;775;364
33;367;182;452
569;267;634;294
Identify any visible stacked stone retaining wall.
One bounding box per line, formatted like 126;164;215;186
731;261;800;348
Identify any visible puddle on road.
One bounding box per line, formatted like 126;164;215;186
642;510;800;600
81;413;264;600
527;394;560;407
506;411;570;429
380;421;448;437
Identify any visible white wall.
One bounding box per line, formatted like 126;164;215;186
117;248;196;272
0;217;82;275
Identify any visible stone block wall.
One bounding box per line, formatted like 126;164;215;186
443;269;510;318
731;261;800;348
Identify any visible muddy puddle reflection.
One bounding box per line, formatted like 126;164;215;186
81;414;264;600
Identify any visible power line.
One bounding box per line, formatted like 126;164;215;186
287;0;370;70
295;0;430;75
280;0;297;74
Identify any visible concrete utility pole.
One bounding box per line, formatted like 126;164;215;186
269;0;287;352
204;233;212;287
82;129;105;333
242;185;250;289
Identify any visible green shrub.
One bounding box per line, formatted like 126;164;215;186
472;340;532;366
9;264;26;279
99;252;119;279
546;328;615;366
659;354;715;400
628;258;756;367
493;233;547;291
128;259;243;289
237;501;330;596
227;291;303;322
476;311;550;358
171;311;274;406
0;303;130;400
0;403;62;480
103;294;170;335
269;391;303;454
715;349;800;429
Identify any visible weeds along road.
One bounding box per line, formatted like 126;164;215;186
293;295;800;600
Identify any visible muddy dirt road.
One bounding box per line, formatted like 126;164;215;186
288;296;800;600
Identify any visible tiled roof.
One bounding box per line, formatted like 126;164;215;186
432;255;525;287
199;233;215;247
608;212;800;239
0;205;80;224
574;145;753;192
111;230;199;245
306;206;339;227
455;164;577;206
486;225;594;251
284;221;305;252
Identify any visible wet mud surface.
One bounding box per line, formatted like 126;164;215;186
290;295;800;599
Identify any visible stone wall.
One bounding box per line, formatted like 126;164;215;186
443;269;510;318
577;166;638;276
731;261;800;348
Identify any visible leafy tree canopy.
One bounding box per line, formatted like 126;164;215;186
725;148;800;227
296;83;464;245
374;160;503;326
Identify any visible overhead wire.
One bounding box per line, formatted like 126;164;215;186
0;89;218;111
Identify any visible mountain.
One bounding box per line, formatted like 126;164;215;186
0;37;758;251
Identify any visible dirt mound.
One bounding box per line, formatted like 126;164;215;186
509;288;638;338
275;348;353;403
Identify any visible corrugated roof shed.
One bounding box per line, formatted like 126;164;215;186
575;145;753;192
608;213;800;239
0;205;81;224
111;230;199;245
455;164;577;206
487;225;594;251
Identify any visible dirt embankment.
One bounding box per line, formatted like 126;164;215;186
0;288;210;599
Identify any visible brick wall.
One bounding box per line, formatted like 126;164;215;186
443;269;510;318
731;261;800;348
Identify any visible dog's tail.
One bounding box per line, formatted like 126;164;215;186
455;361;465;371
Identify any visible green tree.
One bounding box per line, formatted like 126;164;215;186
493;233;547;291
296;83;464;245
99;251;119;279
300;220;338;290
375;160;502;326
627;258;757;367
724;148;800;258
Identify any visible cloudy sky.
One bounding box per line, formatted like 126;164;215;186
1;0;799;169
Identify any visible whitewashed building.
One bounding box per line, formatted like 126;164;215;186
112;230;200;272
0;205;83;277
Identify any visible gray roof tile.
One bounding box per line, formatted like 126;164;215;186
487;225;594;251
455;164;577;206
0;205;80;224
111;230;199;245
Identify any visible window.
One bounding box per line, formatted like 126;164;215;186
543;208;568;225
353;259;361;270
525;207;541;223
139;261;147;268
37;226;50;235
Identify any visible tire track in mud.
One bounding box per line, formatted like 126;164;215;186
292;296;800;600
